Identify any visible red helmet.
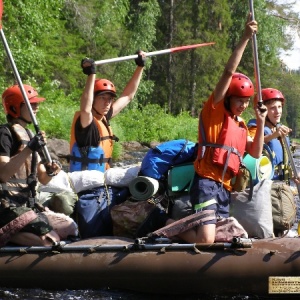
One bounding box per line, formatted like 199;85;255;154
2;84;45;118
226;73;254;97
260;88;285;105
94;79;116;97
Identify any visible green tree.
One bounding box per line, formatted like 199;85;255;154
0;0;299;139
149;0;232;115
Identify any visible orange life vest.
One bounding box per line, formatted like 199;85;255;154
69;111;115;172
195;111;247;185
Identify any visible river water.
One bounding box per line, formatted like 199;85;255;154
1;149;300;300
0;288;273;300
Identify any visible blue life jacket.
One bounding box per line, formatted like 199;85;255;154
247;119;290;181
264;127;284;166
70;143;109;172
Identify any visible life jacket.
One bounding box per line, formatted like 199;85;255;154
248;119;289;181
197;111;247;182
69;112;117;172
264;126;289;181
0;124;37;207
247;118;257;139
264;127;283;166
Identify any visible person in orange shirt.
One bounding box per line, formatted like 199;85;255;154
178;14;267;243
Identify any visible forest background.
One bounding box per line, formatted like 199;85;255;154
0;0;300;158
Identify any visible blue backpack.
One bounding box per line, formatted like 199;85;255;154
139;139;197;180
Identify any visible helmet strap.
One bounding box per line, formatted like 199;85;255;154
224;96;235;115
18;116;32;125
92;106;103;117
266;116;277;128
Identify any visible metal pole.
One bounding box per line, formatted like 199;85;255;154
249;0;266;112
94;42;215;65
0;30;52;163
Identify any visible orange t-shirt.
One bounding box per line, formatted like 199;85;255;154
194;93;249;191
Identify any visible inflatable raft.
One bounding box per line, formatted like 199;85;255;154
1;236;300;296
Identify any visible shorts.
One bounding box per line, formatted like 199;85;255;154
190;174;230;224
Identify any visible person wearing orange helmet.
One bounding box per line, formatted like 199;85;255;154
69;51;146;238
248;88;294;181
69;51;146;173
173;14;268;244
0;84;77;247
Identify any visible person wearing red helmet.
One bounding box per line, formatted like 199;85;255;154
0;84;76;247
69;51;146;238
174;14;268;244
248;88;294;181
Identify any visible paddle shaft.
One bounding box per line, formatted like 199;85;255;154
249;0;266;112
280;132;300;194
0;30;52;163
94;42;215;65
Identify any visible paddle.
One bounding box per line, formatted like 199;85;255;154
94;42;215;65
248;0;266;113
277;125;300;195
0;0;51;163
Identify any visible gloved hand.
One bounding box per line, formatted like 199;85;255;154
45;159;62;177
134;50;146;67
81;58;96;75
27;132;46;152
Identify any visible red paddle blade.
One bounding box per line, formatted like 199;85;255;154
0;0;3;29
170;42;215;53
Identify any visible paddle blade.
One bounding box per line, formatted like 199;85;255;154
170;42;215;53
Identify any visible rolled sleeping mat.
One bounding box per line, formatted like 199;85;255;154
129;176;160;201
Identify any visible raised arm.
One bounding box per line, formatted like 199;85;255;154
246;104;267;158
213;14;257;105
111;51;146;117
79;58;96;128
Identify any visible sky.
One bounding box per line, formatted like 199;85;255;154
278;1;300;70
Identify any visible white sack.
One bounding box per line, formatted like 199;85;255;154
104;166;140;187
68;170;105;193
38;170;72;193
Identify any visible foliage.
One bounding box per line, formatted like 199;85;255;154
112;104;198;143
0;0;299;144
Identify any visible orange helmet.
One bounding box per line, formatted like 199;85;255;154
2;84;45;118
94;79;116;97
226;73;254;98
258;88;285;105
